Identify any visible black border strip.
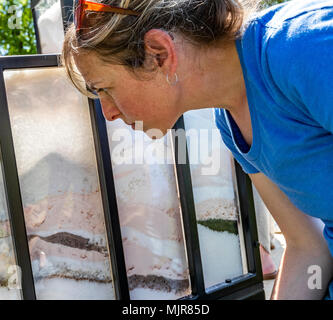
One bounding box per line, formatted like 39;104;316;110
172;115;264;300
0;68;36;300
30;0;42;54
0;55;58;69
88;99;130;300
61;0;74;31
172;117;205;297
234;161;263;277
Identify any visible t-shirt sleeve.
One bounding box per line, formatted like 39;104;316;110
214;109;260;174
265;10;333;133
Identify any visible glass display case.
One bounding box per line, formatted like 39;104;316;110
3;5;265;298
106;120;191;300
0;55;127;300
171;116;263;299
183;109;247;289
0;54;264;300
4;66;117;300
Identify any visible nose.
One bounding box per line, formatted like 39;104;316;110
99;95;121;121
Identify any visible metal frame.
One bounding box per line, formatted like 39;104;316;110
30;0;42;54
88;99;130;300
0;54;264;300
30;0;264;300
0;54;129;300
61;0;74;30
172;116;264;300
31;0;74;54
0;73;36;300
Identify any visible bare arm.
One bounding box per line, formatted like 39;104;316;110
250;172;333;300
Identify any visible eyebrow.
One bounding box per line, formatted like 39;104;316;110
86;81;104;89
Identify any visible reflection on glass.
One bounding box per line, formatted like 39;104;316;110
0;157;21;300
183;109;246;289
4;68;115;300
35;0;64;53
106;120;191;300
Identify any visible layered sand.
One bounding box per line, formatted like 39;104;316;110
3;68;115;300
0;67;246;300
184;109;245;287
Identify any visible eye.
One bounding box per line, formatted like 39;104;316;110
86;86;97;95
95;88;112;94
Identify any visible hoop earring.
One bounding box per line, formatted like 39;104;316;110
166;73;179;86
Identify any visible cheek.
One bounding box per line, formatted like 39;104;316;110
116;91;156;119
117;79;170;120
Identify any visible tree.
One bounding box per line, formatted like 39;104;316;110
0;0;37;55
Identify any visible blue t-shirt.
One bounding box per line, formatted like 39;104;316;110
214;0;333;297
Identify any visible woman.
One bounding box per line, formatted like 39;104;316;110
62;0;333;299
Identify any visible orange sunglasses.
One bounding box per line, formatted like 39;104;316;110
74;0;141;32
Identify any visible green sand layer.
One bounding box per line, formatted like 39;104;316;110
198;219;238;235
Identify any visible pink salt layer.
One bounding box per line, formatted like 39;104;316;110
28;236;112;281
122;226;189;280
111;164;188;242
24;191;107;239
23;189;189;282
24;189;184;243
112;164;180;215
117;203;183;242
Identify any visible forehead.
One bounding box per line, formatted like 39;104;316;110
73;51;119;85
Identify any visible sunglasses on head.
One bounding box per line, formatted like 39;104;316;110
73;0;141;32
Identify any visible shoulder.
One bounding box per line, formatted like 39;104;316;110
255;0;333;58
241;0;333;49
241;0;333;108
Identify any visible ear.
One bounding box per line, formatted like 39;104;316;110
143;29;177;75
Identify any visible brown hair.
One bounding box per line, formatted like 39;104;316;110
62;0;258;98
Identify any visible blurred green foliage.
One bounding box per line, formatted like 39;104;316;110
0;0;37;55
260;0;290;8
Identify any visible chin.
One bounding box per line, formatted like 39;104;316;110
132;120;176;139
141;125;168;140
143;129;166;140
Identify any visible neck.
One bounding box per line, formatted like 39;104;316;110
180;40;247;115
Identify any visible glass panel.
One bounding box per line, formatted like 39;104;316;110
0;155;21;300
4;67;115;300
183;109;247;289
35;0;64;53
106;120;191;300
